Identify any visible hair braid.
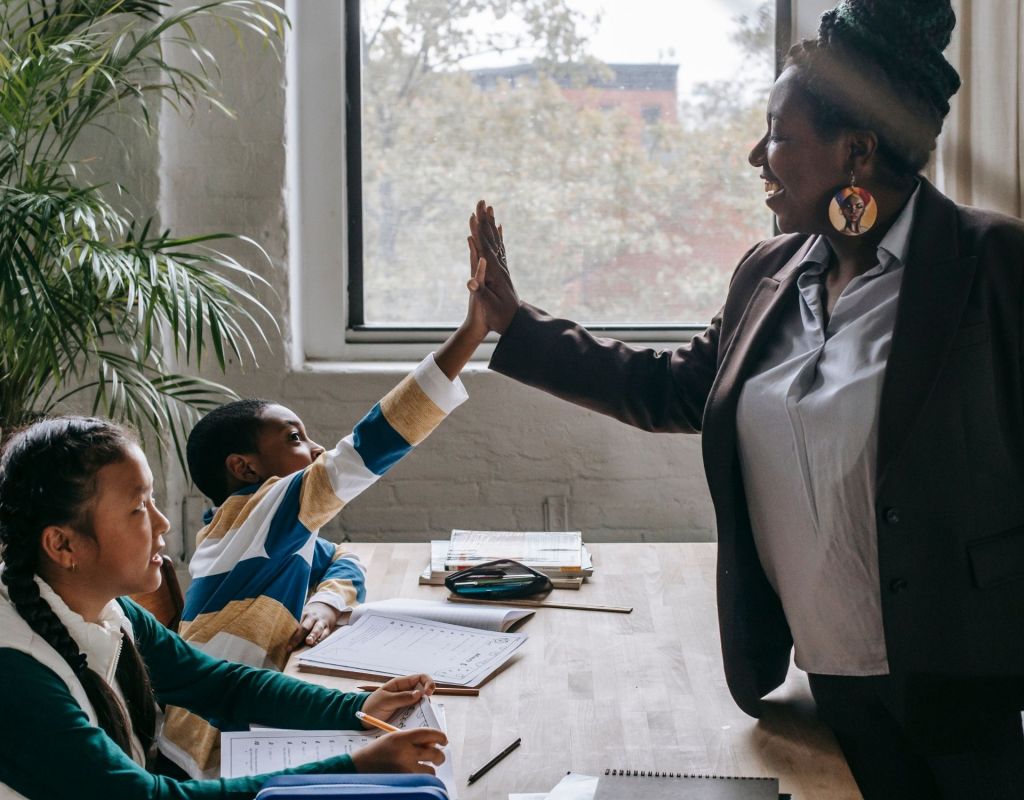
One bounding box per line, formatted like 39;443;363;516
1;554;136;754
0;417;156;762
116;633;157;757
2;552;88;675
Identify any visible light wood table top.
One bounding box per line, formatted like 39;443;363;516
285;542;861;799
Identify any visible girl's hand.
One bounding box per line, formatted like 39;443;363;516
360;673;436;721
467;199;520;335
350;728;448;774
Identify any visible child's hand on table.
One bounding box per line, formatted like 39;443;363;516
287;601;341;651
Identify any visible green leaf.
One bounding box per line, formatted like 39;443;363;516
0;0;284;469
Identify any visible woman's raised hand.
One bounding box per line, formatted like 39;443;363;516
467;199;520;335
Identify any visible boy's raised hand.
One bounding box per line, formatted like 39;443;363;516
350;727;448;774
287;601;341;652
360;673;436;721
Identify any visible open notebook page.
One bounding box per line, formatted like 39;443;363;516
351;598;533;632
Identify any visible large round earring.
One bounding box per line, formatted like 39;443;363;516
828;173;877;236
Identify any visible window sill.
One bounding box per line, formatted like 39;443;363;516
296;326;701;370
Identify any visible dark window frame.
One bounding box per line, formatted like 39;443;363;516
345;0;791;334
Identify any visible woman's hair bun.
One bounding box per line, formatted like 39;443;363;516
818;0;961;119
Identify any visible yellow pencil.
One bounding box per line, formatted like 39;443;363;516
355;710;400;733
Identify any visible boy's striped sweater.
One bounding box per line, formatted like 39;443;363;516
160;353;467;778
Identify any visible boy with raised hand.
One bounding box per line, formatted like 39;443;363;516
160;257;489;778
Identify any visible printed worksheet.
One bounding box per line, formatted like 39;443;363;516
298;611;527;687
221;698;458;798
221;728;372;777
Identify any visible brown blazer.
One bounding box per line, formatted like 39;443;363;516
489;179;1024;717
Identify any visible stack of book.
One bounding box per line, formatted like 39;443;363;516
419;530;594;590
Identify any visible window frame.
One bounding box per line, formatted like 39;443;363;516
288;0;791;363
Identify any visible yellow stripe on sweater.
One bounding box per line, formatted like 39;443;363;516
162;706;222;773
298;458;346;531
179;595;297;669
311;578;359;607
379;373;445;446
195;478;283;545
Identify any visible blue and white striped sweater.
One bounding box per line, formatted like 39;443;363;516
160;353;467;779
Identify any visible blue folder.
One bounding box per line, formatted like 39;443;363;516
254;773;449;799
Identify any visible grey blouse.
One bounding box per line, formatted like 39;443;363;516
735;184;921;676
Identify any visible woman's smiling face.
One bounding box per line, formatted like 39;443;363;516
748;66;851;235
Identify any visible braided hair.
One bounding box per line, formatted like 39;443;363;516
785;0;961;176
0;417;157;761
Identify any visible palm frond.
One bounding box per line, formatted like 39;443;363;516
0;0;287;463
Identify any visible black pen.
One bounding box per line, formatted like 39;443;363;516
466;737;522;784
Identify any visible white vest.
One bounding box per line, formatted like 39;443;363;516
0;574;145;799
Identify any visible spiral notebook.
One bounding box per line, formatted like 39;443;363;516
593;769;782;800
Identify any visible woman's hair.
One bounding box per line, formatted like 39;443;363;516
785;0;961;176
0;417;157;760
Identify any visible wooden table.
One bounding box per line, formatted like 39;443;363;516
285;543;861;799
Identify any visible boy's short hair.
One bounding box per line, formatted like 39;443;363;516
187;399;271;505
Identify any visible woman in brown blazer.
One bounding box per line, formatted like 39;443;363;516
465;1;1024;797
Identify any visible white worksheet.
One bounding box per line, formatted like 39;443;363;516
221;728;372;777
298;611;527;687
508;773;599;800
221;698;458;798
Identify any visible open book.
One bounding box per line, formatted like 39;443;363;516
298;607;528;687
350;598;533;632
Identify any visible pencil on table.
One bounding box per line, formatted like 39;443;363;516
467;737;522;784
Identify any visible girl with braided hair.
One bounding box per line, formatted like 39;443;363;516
0;417;447;799
465;0;1024;796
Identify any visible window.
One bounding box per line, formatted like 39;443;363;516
289;1;788;358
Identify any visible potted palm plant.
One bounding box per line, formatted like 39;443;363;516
0;0;285;461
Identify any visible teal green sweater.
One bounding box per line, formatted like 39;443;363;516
0;599;370;799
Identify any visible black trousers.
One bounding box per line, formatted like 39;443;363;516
808;673;1024;799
